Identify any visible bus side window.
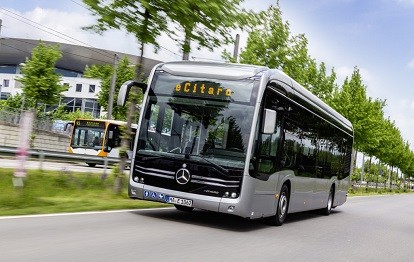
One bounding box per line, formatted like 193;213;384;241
105;124;121;151
254;89;283;180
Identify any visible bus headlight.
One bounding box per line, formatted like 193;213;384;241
133;176;139;182
223;192;238;198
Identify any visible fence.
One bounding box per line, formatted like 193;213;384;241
0;108;71;135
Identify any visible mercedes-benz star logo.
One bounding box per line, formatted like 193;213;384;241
175;164;191;185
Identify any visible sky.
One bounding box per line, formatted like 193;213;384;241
1;0;414;152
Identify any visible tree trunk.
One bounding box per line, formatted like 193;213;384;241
114;9;148;195
360;153;365;184
388;166;393;189
182;27;193;61
376;162;380;191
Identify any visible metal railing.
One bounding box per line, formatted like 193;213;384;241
0;145;130;166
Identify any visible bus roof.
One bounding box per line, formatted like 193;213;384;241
157;61;269;80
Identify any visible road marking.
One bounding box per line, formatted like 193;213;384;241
0;207;173;220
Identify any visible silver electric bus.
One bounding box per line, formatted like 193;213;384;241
118;61;353;226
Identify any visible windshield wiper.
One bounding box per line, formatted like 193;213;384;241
140;156;164;161
191;154;229;175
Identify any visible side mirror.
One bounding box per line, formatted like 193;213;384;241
108;130;114;139
117;80;148;106
64;122;73;132
262;109;276;134
104;145;109;152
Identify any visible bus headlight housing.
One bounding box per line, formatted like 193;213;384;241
223;192;238;198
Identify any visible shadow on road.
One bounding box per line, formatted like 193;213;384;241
284;209;343;225
130;207;342;232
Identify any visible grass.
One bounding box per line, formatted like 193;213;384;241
0;168;168;216
1;167;412;216
348;186;413;196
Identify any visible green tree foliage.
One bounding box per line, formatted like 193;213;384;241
225;4;414;183
83;57;135;120
83;63;112;80
51;106;95;121
83;0;168;79
228;4;337;104
330;67;385;152
17;42;68;110
236;5;291;69
166;0;248;59
305;62;337;103
0;93;35;112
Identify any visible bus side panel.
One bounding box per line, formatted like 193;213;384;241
313;177;335;210
334;176;350;207
289;175;315;213
249;170;293;219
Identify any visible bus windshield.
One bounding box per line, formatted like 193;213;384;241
71;120;105;149
137;73;256;168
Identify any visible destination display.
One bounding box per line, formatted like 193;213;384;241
174;81;232;99
76;120;105;128
151;73;255;103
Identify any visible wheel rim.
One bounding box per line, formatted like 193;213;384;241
279;192;287;219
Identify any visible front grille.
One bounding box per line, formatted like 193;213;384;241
133;156;242;197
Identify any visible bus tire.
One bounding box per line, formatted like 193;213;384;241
321;186;334;216
174;204;194;212
87;163;96;167
268;183;289;226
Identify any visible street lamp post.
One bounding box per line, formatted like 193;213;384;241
107;54;118;119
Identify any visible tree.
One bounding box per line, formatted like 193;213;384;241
225;4;337;103
84;57;135;120
166;0;248;60
331;68;380;153
306;62;338;104
83;0;168;79
0;93;35;112
51;106;95;121
17;42;67;111
83;0;171;194
235;5;291;69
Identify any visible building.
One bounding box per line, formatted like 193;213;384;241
0;37;161;118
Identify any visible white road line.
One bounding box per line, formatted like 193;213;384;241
0;207;173;220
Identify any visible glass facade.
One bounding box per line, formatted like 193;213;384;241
0;66;17;74
61;97;101;118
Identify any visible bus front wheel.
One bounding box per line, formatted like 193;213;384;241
268;184;289;226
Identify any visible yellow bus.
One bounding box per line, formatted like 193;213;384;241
68;119;137;167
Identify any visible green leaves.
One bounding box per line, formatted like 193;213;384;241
16;42;67;111
166;0;246;57
232;4;414;180
84;57;136;120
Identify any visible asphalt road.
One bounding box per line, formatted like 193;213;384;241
0;194;413;262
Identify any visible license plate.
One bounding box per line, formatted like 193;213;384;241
167;196;193;207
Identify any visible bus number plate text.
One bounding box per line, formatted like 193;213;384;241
167;197;193;207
